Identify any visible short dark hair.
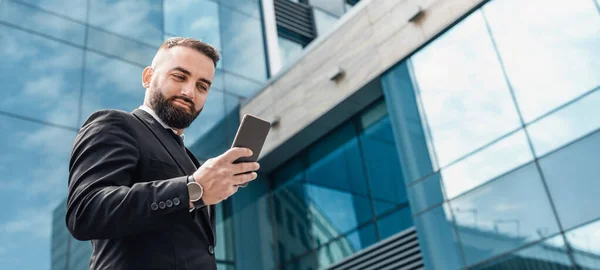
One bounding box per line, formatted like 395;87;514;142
159;37;220;67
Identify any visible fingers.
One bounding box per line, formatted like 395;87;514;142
231;162;260;175
232;172;258;186
220;147;253;164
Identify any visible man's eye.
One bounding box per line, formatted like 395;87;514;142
174;75;185;81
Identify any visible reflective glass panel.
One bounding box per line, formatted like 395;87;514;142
470;234;573;269
306;184;372;237
407;173;444;214
414;204;464;270
313;8;339;37
376;207;413;240
0;115;76;269
69;238;92;269
278;36;304;69
306;123;368;197
224;72;264;98
528;89;600;157
0;0;86;46
18;0;87;21
88;0;163;46
164;0;221;51
483;0;600;122
359;115;408;216
220;6;267;81
86;27;157;66
441;130;533;199
80;51;145;124
272;179;316;262
411;11;522;167
219;0;261;17
0;25;83;128
215;202;235;261
565;219;600;269
451;162;560;266
381;61;435;182
232;191;276;270
311;0;345;17
345;223;378;251
540;130;600;231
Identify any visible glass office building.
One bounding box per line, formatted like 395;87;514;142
1;0;599;269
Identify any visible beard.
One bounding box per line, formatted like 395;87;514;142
149;86;202;129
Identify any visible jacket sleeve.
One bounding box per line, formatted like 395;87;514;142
66;110;190;240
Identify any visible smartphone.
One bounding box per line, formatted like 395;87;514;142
231;114;271;186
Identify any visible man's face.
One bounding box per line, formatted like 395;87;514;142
143;46;215;129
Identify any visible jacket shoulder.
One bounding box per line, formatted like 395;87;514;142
80;109;136;129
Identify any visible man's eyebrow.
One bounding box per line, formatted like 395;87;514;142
170;66;212;85
169;66;191;76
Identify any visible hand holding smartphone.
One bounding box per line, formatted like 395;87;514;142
231;114;271;187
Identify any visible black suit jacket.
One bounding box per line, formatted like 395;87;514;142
66;109;217;270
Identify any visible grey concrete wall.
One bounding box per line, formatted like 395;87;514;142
241;0;484;171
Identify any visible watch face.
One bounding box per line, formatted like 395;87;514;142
188;182;203;202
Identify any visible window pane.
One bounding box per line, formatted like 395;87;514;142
540;130;600;231
217;262;235;270
381;61;435;182
278;36;304;69
483;0;600;122
0;116;76;270
215;202;235;261
219;0;260;17
408;173;444;215
80;51;145;124
345;223;378;251
272;179;316;262
306;184;372;237
313;8;339;37
414;204;464;270
565;219;600;269
311;1;345;17
220;6;267;81
441;130;533;199
224;72;264;98
528;89;600;157
88;0;163;46
470;234;573;269
164;0;221;51
0;25;82;128
0;0;86;46
411;11;522;167
376;207;413;240
359;116;408;216
18;0;87;21
86;27;157;66
232;192;276;270
306;123;368;197
451;162;560;266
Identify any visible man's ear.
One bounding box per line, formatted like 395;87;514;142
142;66;154;89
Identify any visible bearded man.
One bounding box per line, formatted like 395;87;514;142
66;37;259;270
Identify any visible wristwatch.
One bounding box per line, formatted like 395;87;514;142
187;175;206;209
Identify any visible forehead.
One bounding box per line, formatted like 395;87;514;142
160;46;215;77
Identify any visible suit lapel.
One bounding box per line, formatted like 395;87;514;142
133;109;196;174
134;109;216;243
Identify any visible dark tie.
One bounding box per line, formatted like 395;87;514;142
168;129;185;149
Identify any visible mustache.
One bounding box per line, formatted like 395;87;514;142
170;96;195;110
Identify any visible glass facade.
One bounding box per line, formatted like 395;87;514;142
0;0;267;269
380;0;600;269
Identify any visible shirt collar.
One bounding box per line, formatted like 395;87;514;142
139;105;185;141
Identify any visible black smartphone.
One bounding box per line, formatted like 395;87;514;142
231;114;271;187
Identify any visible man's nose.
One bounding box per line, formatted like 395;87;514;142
180;83;195;99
